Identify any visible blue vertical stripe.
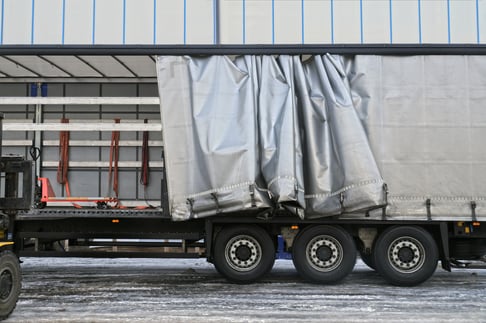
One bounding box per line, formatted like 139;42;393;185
359;0;363;44
153;0;157;44
242;0;246;44
301;0;304;44
272;0;275;44
418;0;422;44
183;0;186;44
1;0;4;45
61;0;66;44
477;0;481;43
389;0;393;44
447;0;451;43
122;0;126;44
31;0;35;44
330;0;334;44
213;0;216;44
92;0;96;44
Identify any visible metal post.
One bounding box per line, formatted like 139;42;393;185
34;83;43;179
0;112;3;157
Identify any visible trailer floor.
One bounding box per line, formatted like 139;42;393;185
6;258;485;322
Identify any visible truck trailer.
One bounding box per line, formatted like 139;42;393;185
0;45;484;319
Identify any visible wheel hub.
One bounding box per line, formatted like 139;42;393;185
235;245;252;261
225;235;262;272
306;235;343;272
388;236;425;273
316;245;332;262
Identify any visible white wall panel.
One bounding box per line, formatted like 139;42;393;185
274;0;301;43
421;0;449;43
245;0;272;44
362;0;390;43
3;0;31;44
392;0;419;43
303;0;332;44
64;0;93;44
450;0;478;43
334;0;360;43
219;0;244;44
156;0;184;44
34;0;63;44
0;0;485;45
94;0;123;44
186;0;214;44
126;0;153;44
481;0;486;43
0;2;3;44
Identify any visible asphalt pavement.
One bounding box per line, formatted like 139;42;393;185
4;257;486;322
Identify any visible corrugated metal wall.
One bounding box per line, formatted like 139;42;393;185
0;0;484;45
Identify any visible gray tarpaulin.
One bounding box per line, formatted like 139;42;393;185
348;55;486;221
157;54;386;221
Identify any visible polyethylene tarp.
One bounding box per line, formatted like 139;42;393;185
157;55;385;221
348;55;486;221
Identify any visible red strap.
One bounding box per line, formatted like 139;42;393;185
57;118;69;186
108;118;121;199
140;119;150;187
56;118;81;208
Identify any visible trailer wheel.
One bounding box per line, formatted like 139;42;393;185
0;251;21;320
292;225;356;284
213;225;275;284
373;226;438;286
358;249;376;270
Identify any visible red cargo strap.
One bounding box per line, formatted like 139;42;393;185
57;118;69;185
140;119;149;187
56;118;81;208
108;118;121;200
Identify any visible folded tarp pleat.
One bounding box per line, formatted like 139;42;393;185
157;54;386;221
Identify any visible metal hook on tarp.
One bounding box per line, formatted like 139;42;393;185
471;201;477;222
187;198;195;218
211;193;221;214
426;198;432;221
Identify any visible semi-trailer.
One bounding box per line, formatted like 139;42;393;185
0;45;484;320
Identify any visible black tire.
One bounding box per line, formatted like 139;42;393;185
373;226;439;287
359;249;376;270
292;225;357;284
213;225;275;284
355;237;376;270
0;251;21;320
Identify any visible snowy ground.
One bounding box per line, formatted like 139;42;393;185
4;257;486;322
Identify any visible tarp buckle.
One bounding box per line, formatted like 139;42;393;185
426;198;432;221
339;192;345;213
187;198;195;217
211;193;221;214
381;183;389;220
471;201;477;222
249;185;256;208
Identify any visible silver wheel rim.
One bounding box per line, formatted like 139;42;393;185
225;235;262;272
306;235;343;272
387;236;425;274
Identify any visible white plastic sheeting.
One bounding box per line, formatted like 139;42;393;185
157;54;385;220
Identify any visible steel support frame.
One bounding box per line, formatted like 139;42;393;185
1;44;486;56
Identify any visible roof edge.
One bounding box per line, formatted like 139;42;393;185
1;44;486;55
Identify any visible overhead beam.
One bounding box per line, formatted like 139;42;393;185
3;123;162;132
1;44;486;56
0;97;159;105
